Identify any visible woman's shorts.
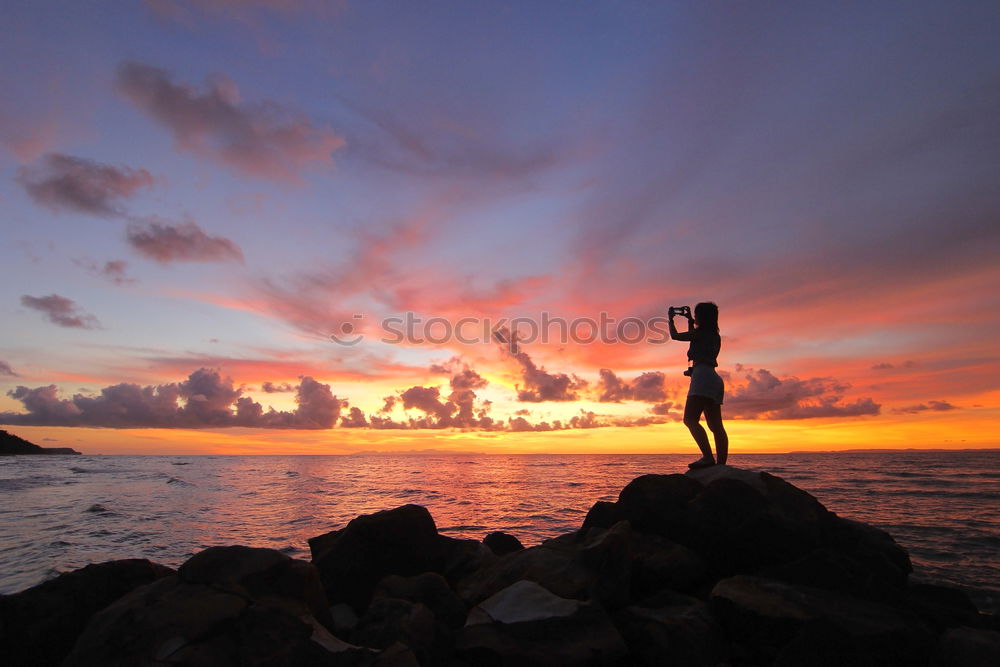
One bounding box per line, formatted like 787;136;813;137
688;365;724;405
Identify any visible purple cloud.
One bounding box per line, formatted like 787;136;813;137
0;361;18;377
20;294;100;329
892;400;959;414
16;153;153;217
494;328;586;402
115;61;345;182
126;218;244;264
724;367;880;420
597;369;667;402
0;369;345;429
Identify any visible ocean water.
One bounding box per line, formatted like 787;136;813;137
1;452;997;614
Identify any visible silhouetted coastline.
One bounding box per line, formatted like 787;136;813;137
1;466;996;666
0;429;80;456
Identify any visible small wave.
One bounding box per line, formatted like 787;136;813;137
565;482;584;487
285;471;300;477
172;462;191;466
278;545;302;554
439;525;487;532
85;503;109;513
166;477;194;487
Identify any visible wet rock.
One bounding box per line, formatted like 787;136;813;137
613;590;727;666
374;572;466;629
483;531;524;556
710;575;932;666
457;580;627;665
902;583;982;632
0;558;173;667
309;505;446;613
62;546;345;666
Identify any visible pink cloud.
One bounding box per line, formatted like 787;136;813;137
115;61;345;182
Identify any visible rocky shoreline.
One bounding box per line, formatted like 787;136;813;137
1;465;996;666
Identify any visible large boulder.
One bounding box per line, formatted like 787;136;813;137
456;580;628;665
309;505;448;613
0;558;174;667
62;546;365;666
710;575;932;666
583;466;913;600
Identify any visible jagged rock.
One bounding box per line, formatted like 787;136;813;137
936;626;1000;667
309;505;447;613
0;558;174;667
457;522;632;609
63;546;348;666
374;572;466;629
457;543;592;607
483;531;524;556
439;536;496;585
710;575;932;666
353;598;440;665
457;580;628;665
613;590;728;666
466;580;582;625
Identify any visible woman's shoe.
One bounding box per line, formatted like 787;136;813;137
688;456;716;469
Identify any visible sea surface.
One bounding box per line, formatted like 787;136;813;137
1;451;997;614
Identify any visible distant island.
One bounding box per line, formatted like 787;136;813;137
0;429;80;455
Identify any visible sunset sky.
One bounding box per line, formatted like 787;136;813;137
2;1;998;454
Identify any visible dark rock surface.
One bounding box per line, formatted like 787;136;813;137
5;465;995;665
482;531;524;556
0;428;81;455
0;558;174;666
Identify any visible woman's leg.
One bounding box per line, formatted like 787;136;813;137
703;402;728;465
683;396;714;462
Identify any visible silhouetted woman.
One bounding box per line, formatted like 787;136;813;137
669;302;728;468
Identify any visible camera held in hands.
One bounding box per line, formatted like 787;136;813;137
669;305;692;318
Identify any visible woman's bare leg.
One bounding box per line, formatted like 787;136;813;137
683;397;715;464
703;403;728;465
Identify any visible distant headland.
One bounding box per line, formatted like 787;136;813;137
0;429;80;456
